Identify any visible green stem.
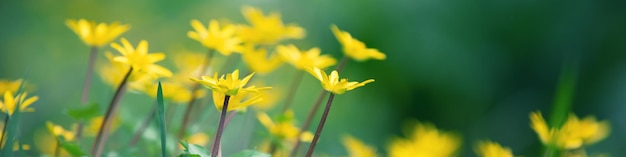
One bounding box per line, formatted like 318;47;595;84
335;56;349;73
54;139;60;157
210;95;231;157
91;67;133;157
0;115;8;149
305;93;336;157
280;71;305;113
178;49;215;140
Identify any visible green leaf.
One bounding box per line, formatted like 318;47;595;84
156;82;167;157
66;102;100;120
230;150;271;157
58;136;87;157
179;140;211;157
1;69;29;155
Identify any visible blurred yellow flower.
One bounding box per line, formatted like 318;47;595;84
241;44;283;74
277;44;337;70
45;121;75;141
34;130;68;156
0;91;38;116
191;69;269;96
305;67;374;95
84;116;121;137
171;52;207;86
475;141;513;157
238;6;305;45
530;111;610;150
257;111;313;142
111;38;173;78
212;90;264;112
343;135;377;157
66;19;129;46
252;85;282;111
188;132;210;146
100;52;154;92
331;25;386;61
144;81;193;103
388;122;461;157
0;79;22;95
188;19;241;55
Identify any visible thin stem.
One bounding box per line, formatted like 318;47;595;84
76;46;98;139
210;95;231;157
335;56;349;73
280;71;305;113
129;103;157;146
289;90;328;157
54;139;60;157
305;93;335;157
0;115;8;149
91;67;133;157
178;50;215;139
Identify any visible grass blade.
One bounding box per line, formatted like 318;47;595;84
2;69;29;155
156;81;167;157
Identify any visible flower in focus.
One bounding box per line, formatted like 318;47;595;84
331;25;386;61
277;44;337;70
241;44;283;74
306;67;374;95
188;19;241;55
191;69;269;96
99;52;154;92
111;38;173;78
84;116;121;137
212;90;264;112
0;79;22;94
343;135;377;157
388;122;461;157
475;141;513;157
0;91;38;116
238;6;305;45
66;19;129;46
46;121;75;141
530;111;610;150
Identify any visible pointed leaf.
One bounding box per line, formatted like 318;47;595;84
66;102;100;120
156;82;167;157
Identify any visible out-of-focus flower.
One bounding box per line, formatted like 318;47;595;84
305;67;374;95
530;111;610;150
191;69;269;96
66;19;129;46
111;38;173;78
46;122;75;141
475;141;513;157
188;19;241;55
171;52;207;86
99;52;154;92
0;79;22;95
241;44;283;74
277;44;336;70
238;6;305;45
388;122;461;157
0;91;38;116
143;81;193;103
34;130;67;156
252;84;282;111
331;25;386;61
343;135;377;157
84;116;121;137
257;111;313;142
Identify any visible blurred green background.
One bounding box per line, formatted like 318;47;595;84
1;0;625;156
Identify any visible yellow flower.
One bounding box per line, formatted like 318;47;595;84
111;38;173;78
66;19;129;46
331;25;386;61
144;81;192;103
530;111;610;150
99;52;155;92
343;135;377;157
388;122;461;157
171;52;208;86
0;91;38;116
238;6;305;45
277;44;337;70
84;116;121;137
306;67;374;95
34;130;68;156
241;44;283;74
252;85;282;111
212;90;264;112
45;121;75;141
188;132;210;146
0;79;22;95
257;111;313;142
475;141;513;157
191;69;269;96
188;19;241;55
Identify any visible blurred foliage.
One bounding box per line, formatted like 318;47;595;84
1;0;626;156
